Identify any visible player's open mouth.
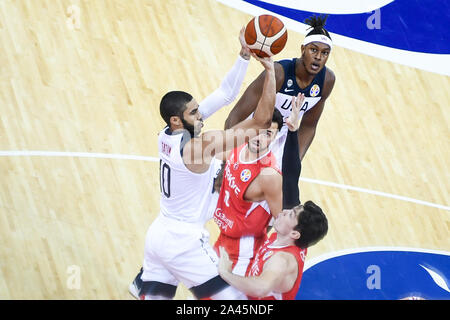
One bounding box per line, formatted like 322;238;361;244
311;63;320;71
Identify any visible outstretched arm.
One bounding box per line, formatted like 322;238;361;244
184;55;276;173
224;62;285;129
198;27;251;120
285;93;305;132
298;69;335;161
200;55;277;158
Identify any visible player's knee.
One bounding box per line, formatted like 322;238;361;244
189;275;229;299
140;281;177;300
210;285;248;300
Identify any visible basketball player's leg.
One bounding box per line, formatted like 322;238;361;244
129;267;178;300
210;283;247;300
214;234;266;277
130;217;179;300
170;230;247;300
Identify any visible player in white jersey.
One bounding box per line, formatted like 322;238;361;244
128;28;278;300
224;15;336;209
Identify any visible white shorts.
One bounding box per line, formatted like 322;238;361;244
141;214;220;289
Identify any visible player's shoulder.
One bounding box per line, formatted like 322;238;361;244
258;167;282;195
325;66;336;83
274;58;294;73
275;58;294;66
322;66;336;96
275;250;299;270
268;250;298;272
259;167;282;182
273;61;286;83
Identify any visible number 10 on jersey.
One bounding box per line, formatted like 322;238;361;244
160;160;171;198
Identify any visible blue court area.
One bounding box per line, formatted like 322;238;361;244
244;0;450;54
296;249;450;300
221;0;450;300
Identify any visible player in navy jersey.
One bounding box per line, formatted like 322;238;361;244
224;15;336;209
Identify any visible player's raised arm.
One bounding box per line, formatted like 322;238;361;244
224;62;284;129
181;55;276;173
297;69;335;161
238;54;276;129
198;27;251;120
199;55;276;160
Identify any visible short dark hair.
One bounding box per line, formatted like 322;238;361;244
160;91;193;126
272;108;283;130
293;201;328;249
304;14;332;41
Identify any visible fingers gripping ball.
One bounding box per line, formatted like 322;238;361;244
245;15;288;57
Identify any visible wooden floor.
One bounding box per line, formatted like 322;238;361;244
0;0;448;299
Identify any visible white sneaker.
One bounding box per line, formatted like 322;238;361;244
128;281;141;300
128;268;144;300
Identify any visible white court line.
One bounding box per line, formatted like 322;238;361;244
0;150;159;162
304;246;450;271
300;177;450;211
0;150;448;211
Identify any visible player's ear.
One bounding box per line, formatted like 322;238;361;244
290;230;301;241
300;44;305;56
170;115;182;127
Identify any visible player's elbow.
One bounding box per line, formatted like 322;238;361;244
223;90;240;105
250;282;273;298
224;115;234;130
254;115;272;129
221;94;236;107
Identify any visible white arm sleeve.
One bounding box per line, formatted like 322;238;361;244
198;55;250;120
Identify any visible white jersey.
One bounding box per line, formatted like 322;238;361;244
140;55;250;293
158;127;222;224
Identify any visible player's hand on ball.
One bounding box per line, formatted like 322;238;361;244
218;246;233;275
251;52;274;71
239;26;251;60
286;93;305;132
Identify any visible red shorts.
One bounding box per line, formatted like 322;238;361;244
214;233;267;276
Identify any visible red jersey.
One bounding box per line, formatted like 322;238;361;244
247;233;307;300
213;144;281;275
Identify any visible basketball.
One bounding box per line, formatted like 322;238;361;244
244;14;288;57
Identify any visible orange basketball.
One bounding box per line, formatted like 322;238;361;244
244;14;288;57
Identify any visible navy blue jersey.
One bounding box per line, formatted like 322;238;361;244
275;58;327;123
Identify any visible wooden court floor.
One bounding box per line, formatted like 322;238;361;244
0;0;448;299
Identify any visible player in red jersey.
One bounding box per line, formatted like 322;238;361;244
218;201;328;300
213;108;282;276
213;94;305;276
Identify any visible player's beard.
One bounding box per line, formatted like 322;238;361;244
181;117;200;138
248;139;269;156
